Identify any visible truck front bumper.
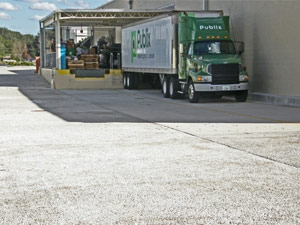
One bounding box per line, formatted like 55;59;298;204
194;83;248;92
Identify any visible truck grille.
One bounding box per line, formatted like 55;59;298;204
211;64;239;84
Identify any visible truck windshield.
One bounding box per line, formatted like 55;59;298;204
194;41;236;55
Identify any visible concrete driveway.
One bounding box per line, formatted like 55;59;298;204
0;66;299;224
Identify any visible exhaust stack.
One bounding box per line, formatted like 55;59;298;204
128;0;133;9
203;0;208;10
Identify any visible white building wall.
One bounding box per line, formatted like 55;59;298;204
97;0;129;9
209;0;300;96
132;0;204;10
99;0;206;10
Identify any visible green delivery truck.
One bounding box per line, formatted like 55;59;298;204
122;11;249;103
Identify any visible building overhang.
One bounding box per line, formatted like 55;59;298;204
40;9;173;28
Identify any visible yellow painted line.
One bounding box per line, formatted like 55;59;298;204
109;69;122;75
57;69;71;75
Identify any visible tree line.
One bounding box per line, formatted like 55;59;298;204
0;27;40;61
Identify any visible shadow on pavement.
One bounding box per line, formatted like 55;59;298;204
1;67;300;123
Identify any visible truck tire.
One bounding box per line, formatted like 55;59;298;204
123;73;128;89
169;77;179;99
127;73;134;89
235;90;248;102
162;77;170;98
188;80;199;103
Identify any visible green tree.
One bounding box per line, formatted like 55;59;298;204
12;41;26;61
0;27;40;59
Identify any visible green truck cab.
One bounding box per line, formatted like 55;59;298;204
175;12;248;102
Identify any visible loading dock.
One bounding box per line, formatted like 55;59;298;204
39;9;169;89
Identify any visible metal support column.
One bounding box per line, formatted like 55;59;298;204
40;22;46;68
91;26;94;46
203;0;208;10
55;13;61;69
66;27;70;40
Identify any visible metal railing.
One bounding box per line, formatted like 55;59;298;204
110;52;121;70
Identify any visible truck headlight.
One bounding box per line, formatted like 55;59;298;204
197;76;212;82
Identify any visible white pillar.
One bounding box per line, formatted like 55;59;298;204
62;27;67;42
39;22;46;68
203;0;208;10
66;27;70;40
55;13;61;69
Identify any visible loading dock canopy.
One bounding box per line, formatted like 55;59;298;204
40;9;172;28
39;9;173;69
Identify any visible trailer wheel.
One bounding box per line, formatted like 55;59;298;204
123;73;128;89
188;80;199;103
127;73;134;89
169;77;179;99
234;90;248;102
162;77;170;98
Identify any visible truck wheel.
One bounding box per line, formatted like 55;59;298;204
123;73;128;89
188;80;199;103
235;90;248;102
162;77;170;98
127;73;134;89
169;77;179;99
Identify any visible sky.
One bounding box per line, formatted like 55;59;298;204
0;0;109;35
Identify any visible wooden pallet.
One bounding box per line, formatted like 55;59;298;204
68;60;84;65
67;60;84;70
85;62;99;70
81;54;99;60
84;58;98;62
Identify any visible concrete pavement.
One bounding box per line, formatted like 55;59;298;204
0;66;299;224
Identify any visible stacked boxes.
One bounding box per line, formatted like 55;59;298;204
66;54;99;70
67;60;85;70
81;54;99;70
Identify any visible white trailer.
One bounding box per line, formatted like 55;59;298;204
122;15;177;73
122;14;177;89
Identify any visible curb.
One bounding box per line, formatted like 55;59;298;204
248;92;300;107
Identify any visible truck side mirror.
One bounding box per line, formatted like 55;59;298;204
235;41;244;55
179;43;184;56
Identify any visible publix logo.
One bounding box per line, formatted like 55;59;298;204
199;25;223;30
131;28;151;62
